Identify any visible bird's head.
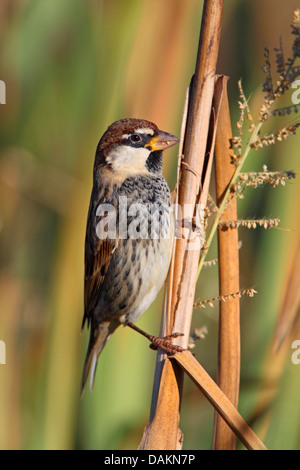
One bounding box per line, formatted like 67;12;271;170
95;118;179;178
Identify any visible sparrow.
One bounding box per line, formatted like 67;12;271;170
81;118;181;393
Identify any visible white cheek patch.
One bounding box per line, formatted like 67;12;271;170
106;145;151;176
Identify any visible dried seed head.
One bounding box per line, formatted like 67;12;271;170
194;288;258;309
218;218;280;230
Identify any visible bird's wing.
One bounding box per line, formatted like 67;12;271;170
82;201;118;330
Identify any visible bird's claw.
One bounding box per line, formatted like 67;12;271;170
125;321;185;355
149;332;185;354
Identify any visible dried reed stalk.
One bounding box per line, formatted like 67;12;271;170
171;351;267;450
212;76;240;449
138;0;224;450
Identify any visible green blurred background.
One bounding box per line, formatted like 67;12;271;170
0;0;299;450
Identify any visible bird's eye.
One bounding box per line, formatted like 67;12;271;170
130;134;142;143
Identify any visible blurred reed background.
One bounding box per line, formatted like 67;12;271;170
0;0;299;450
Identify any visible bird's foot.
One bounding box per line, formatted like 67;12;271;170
148;332;185;354
126;321;185;355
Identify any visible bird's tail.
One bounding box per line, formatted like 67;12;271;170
81;319;119;396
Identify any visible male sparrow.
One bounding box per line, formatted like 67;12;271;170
81;118;181;393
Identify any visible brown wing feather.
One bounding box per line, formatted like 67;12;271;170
82;236;117;330
81;197;119;393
